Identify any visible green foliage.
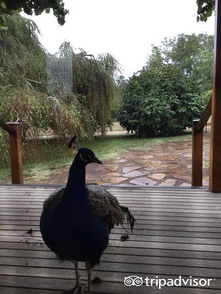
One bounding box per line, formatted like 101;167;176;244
0;0;68;25
0;15;118;167
203;89;212;104
117;34;211;138
197;0;215;22
72;51;119;135
148;33;213;93
0;86;96;138
0;0;215;25
0;15;45;87
117;65;204;137
46;43;119;136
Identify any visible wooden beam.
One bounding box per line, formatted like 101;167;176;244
8;123;24;184
209;0;221;192
192;120;203;187
194;98;212;132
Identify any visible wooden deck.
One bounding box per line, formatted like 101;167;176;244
0;185;221;293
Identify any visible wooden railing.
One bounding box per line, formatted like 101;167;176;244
192;98;211;187
0;119;23;184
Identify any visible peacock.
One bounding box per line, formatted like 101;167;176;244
40;137;135;294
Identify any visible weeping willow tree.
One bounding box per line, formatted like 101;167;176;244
47;43;119;136
0;15;45;86
72;50;119;135
0;15;119;167
0;15;91;166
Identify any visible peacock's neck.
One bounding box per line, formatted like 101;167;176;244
62;161;88;204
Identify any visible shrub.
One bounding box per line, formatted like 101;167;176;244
117;65;204;137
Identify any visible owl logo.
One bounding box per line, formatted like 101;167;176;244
124;276;144;287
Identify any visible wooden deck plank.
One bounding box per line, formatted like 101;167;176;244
3;240;221;260
1;254;221;280
4;219;221;230
2;203;221;209
2;235;221;252
0;185;221;293
2;230;221;246
1;249;221;269
3;224;221;238
1;257;221;278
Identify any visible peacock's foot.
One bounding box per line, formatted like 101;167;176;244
63;284;84;294
76;285;84;294
91;276;102;284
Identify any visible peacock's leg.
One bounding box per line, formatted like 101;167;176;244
75;261;80;289
75;261;84;294
85;262;91;294
63;261;84;294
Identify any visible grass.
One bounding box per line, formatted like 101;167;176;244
87;133;191;160
0;133;192;183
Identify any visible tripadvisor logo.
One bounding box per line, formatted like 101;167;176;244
124;275;215;289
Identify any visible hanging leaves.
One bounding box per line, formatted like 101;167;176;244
0;0;68;25
196;0;215;22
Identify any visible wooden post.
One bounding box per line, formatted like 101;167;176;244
192;120;203;187
209;0;221;192
8;123;24;184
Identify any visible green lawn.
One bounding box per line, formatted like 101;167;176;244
0;133;191;183
86;134;191;160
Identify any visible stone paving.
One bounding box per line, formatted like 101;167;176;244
42;134;210;187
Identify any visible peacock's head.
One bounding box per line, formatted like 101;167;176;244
75;148;102;165
68;136;102;165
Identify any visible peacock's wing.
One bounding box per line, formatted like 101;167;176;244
87;184;125;227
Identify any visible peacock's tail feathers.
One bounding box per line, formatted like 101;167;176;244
119;205;136;232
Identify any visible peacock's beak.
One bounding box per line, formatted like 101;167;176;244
93;157;102;164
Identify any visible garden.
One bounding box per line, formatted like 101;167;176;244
0;13;213;185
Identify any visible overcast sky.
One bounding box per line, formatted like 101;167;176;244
23;0;215;77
